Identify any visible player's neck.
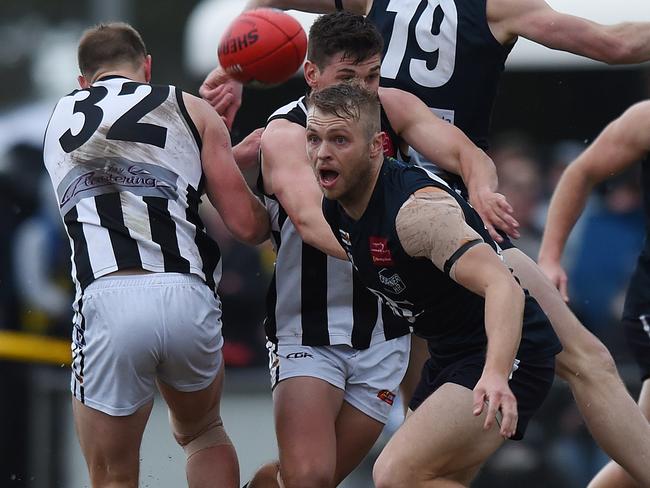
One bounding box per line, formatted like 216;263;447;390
340;156;382;221
90;68;145;84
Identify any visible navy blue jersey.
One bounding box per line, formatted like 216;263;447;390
368;0;514;152
623;156;650;321
322;158;561;366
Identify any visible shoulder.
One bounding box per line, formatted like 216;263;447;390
261;117;306;151
268;97;307;126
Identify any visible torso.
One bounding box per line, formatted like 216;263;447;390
257;99;411;348
368;0;514;175
323;158;561;365
43;76;221;305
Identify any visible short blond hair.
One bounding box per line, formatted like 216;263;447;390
308;83;380;139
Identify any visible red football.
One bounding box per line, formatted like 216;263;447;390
218;9;308;86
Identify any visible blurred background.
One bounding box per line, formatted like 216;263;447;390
0;0;649;486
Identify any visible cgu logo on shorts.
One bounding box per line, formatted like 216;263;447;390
377;389;395;406
286;352;314;359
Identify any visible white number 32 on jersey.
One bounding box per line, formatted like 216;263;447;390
381;0;458;88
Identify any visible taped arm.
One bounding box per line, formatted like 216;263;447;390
262;119;347;260
396;187;523;376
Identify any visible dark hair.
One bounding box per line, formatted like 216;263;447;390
308;11;384;69
78;22;147;80
308;83;380;137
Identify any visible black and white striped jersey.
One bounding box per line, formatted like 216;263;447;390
43;76;222;305
261;98;411;349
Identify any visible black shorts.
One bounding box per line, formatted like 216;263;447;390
622;316;650;382
409;353;555;440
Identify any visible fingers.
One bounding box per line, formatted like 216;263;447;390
473;389;486;416
483;394;499;432
498;394;518;438
484;223;502;243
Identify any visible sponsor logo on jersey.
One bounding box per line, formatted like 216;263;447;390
369;236;394;266
377;389;395;406
378;268;406;294
381;131;396;158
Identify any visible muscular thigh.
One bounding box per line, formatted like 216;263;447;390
379;383;504;479
273;376;345;473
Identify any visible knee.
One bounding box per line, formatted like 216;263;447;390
280;461;333;488
556;334;618;383
170;408;232;459
373;452;413;488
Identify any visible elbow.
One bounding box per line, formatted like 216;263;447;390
232;214;270;245
236;225;269;246
600;36;635;65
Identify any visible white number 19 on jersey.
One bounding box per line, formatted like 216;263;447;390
381;0;458;88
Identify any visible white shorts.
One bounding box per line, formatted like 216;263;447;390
266;336;411;423
71;273;224;416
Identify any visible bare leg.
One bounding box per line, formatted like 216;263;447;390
248;462;281;488
373;383;503;488
249;387;385;488
588;379;650;488
158;365;239;488
72;397;153;488
273;377;345;488
333;401;385;484
399;335;429;415
503;248;650;485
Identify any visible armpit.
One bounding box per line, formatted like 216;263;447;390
396;189;483;279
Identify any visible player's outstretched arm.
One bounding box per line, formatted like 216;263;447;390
261;119;348;260
490;0;650;64
380;87;519;243
244;0;370;15
184;92;270;245
396;188;522;438
538;101;650;300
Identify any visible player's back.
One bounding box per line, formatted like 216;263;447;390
44;76;221;293
369;0;514;153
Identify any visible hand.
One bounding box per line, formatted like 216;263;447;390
199;67;243;130
472;371;518;438
469;188;520;243
538;258;570;302
233;128;264;171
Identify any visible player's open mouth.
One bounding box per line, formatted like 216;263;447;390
319;169;339;188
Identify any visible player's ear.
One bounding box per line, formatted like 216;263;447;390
143;54;152;82
369;131;384;158
78;75;90;89
303;60;320;89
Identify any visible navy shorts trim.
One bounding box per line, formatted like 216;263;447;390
622;317;650;382
409;353;555;440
